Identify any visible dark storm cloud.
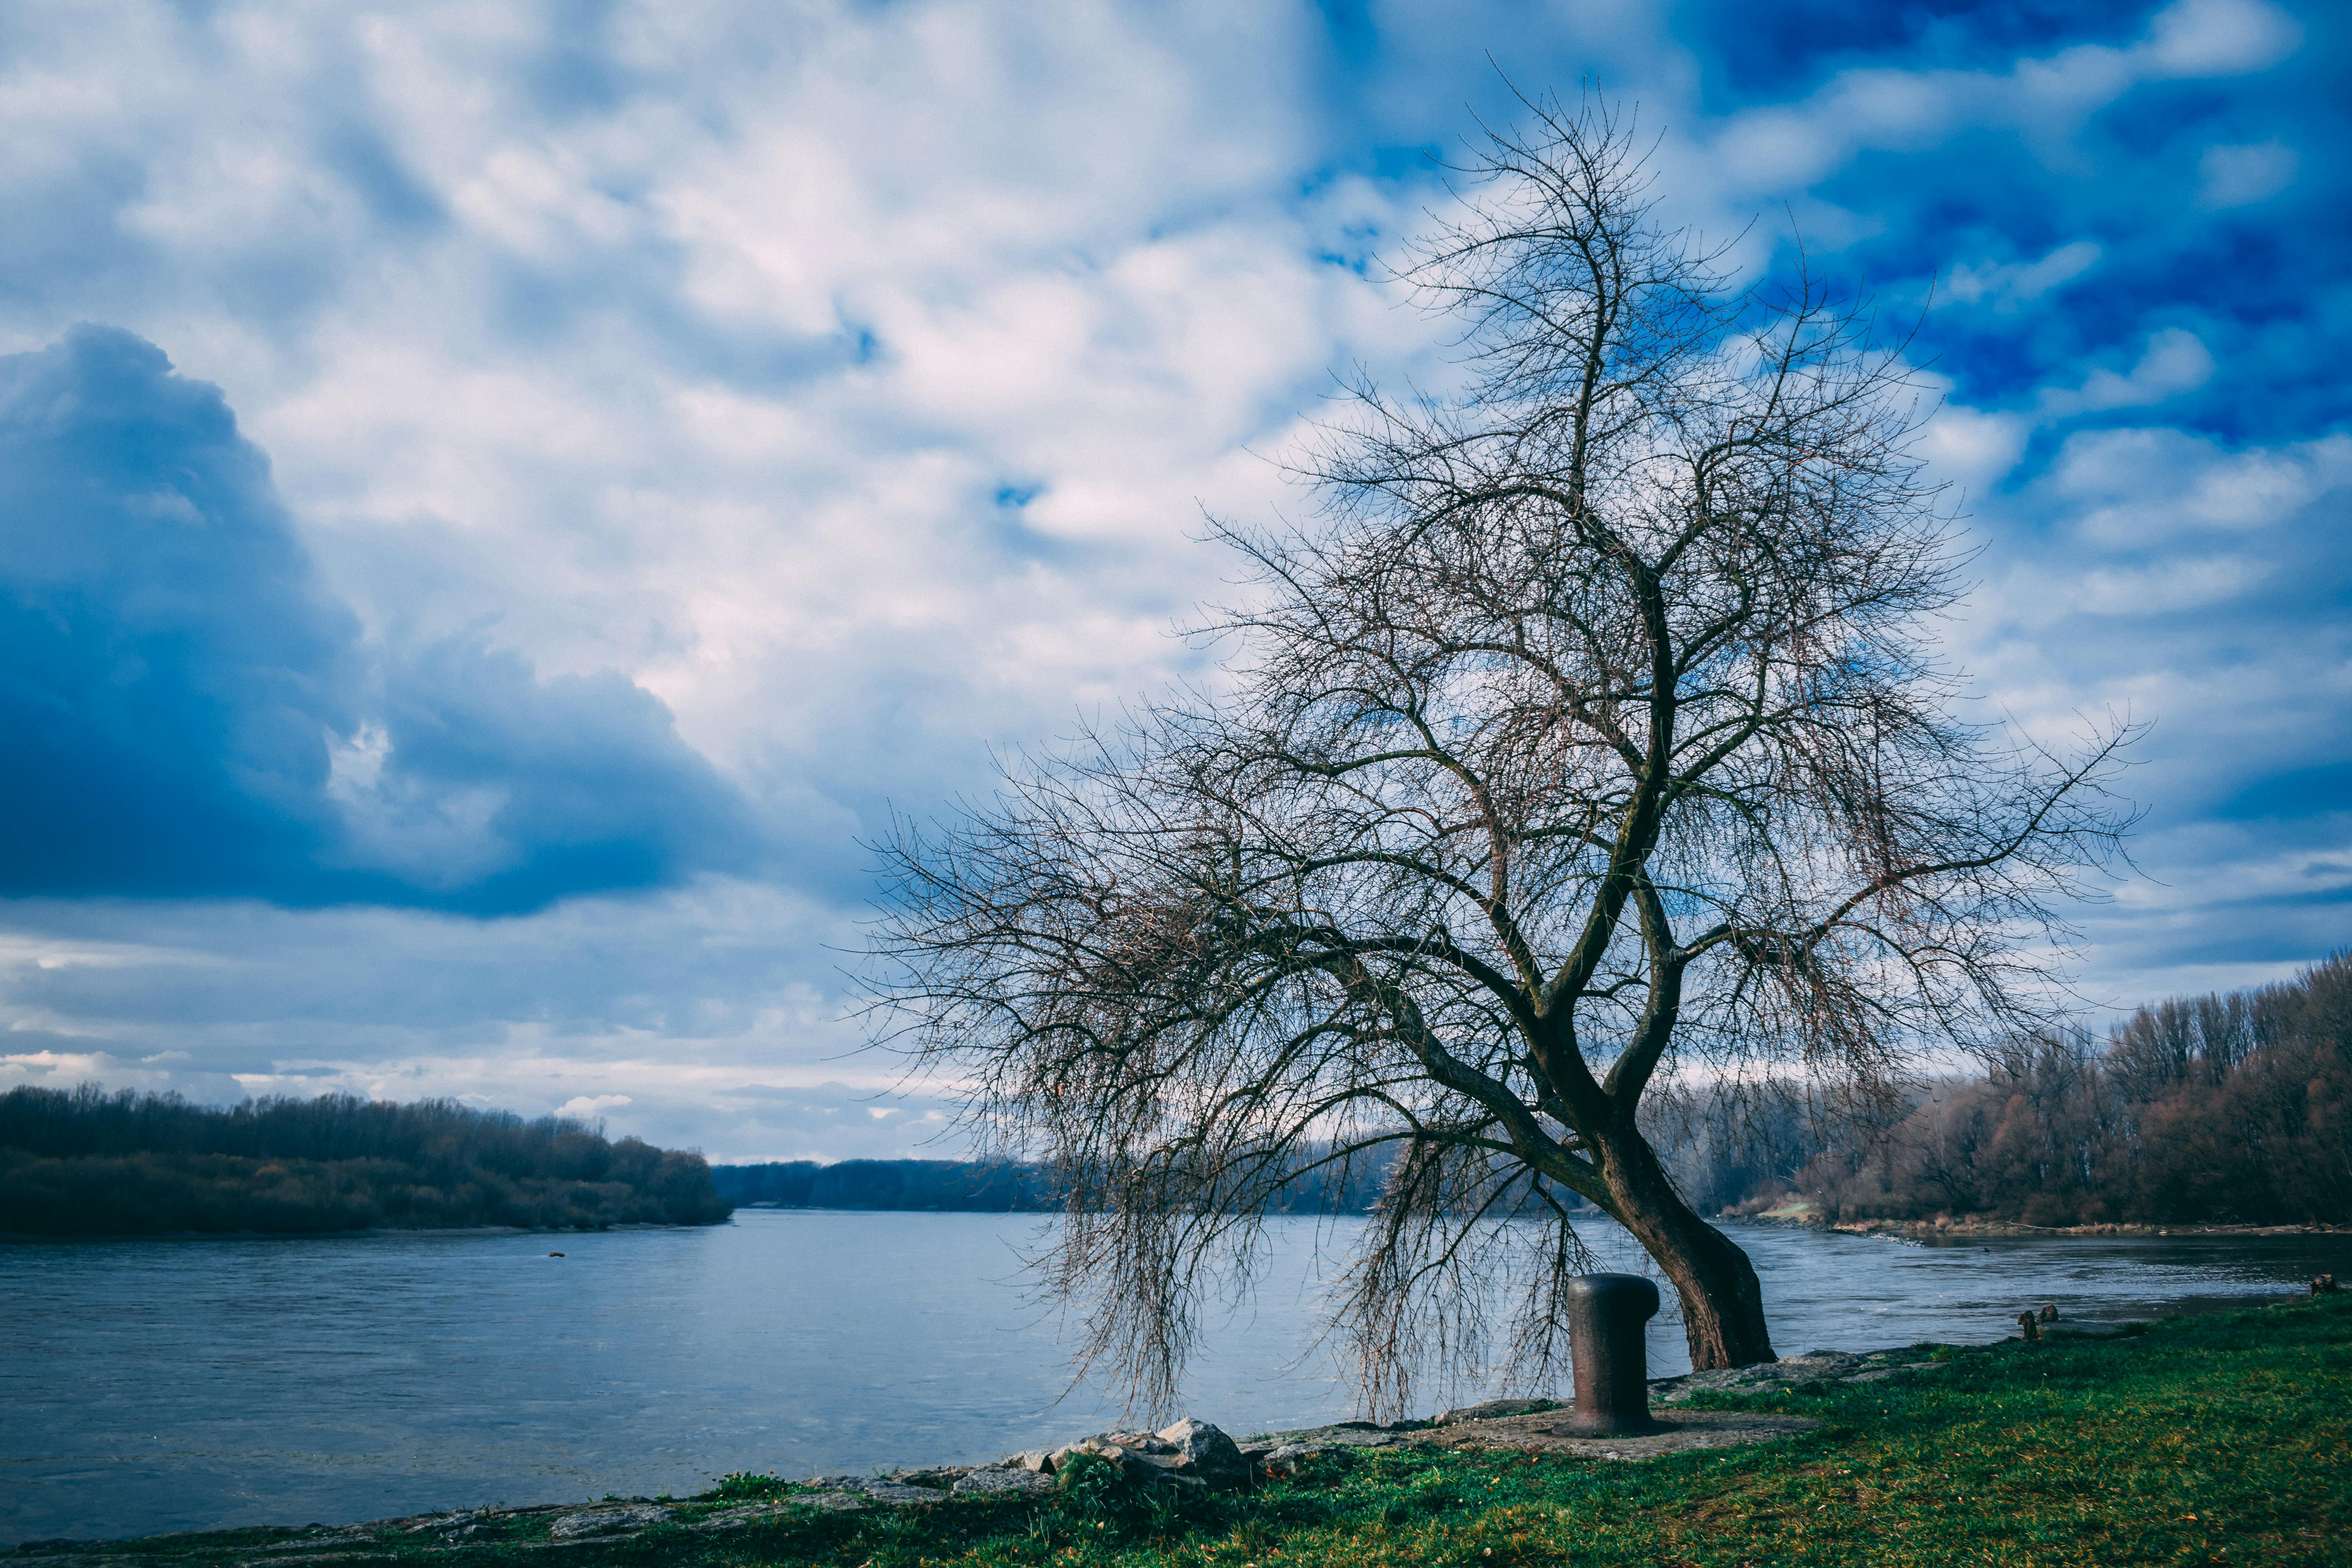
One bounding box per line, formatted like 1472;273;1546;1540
0;325;759;913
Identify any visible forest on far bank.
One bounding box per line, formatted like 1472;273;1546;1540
1657;951;2351;1229
710;1152;1396;1214
0;1088;731;1235
1780;951;2351;1227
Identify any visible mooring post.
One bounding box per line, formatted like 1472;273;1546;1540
1559;1273;1668;1437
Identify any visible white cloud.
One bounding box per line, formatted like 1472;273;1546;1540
2054;429;2352;543
1944;240;2102;309
0;878;973;1158
2142;0;2303;78
2038;328;2215;416
2077;552;2272;615
131;4;1430;825
1914;402;2031;498
2198;140;2299;207
1700;0;2301;201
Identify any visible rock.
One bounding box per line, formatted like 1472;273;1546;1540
1846;1362;1951;1383
1051;1440;1183;1488
547;1504;673;1539
952;1466;1059;1499
1042;1431;1238;1491
891;1466;975;1489
1046;1440;1116;1472
1241;1420;1423;1449
691;1503;820;1532
1002;1448;1056;1473
1436;1398;1562;1425
404;1515;481;1535
1152;1418;1251;1487
1252;1441;1350;1479
811;1476;949;1507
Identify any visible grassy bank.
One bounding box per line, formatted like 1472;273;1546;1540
28;1294;2350;1567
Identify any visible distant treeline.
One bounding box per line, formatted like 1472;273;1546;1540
711;1154;1398;1214
720;946;2352;1228
713;1158;1055;1210
0;1087;732;1236
1783;953;2352;1227
729;958;2352;1231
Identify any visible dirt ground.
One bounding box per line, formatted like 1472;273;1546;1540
1405;1407;1823;1460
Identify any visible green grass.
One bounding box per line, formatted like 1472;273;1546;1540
40;1295;2352;1567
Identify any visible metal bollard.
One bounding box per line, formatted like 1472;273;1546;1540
1558;1273;1668;1436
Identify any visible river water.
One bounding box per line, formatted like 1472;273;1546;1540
3;1210;2343;1544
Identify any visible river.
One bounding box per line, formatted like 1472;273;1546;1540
3;1210;2343;1544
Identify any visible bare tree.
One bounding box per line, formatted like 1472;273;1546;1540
867;96;2134;1403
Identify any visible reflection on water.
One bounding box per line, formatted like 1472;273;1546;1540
2;1210;2343;1543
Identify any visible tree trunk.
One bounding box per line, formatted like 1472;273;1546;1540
1593;1122;1777;1370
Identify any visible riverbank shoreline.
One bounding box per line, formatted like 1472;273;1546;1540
20;1292;2348;1566
1731;1205;2352;1240
1848;1218;2350;1240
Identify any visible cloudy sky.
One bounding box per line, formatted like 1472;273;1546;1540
0;0;2343;1162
